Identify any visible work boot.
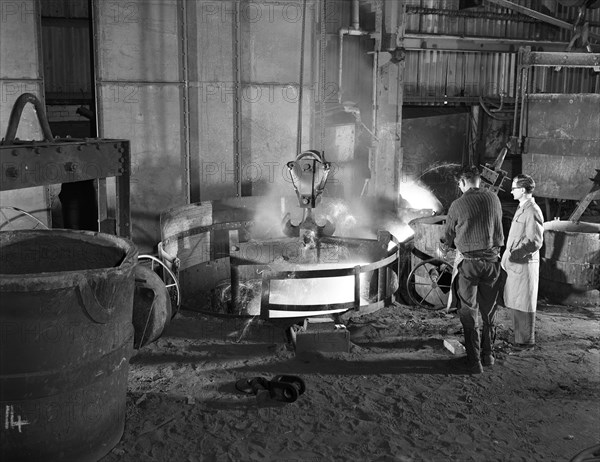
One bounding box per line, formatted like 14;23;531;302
481;353;495;367
481;325;495;367
463;328;484;374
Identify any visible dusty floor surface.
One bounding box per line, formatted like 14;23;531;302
100;300;600;462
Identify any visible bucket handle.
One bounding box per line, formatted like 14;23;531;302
77;277;116;324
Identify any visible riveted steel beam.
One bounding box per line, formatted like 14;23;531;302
520;49;600;66
400;33;592;53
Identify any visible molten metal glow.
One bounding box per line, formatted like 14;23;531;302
260;262;371;318
239;262;373;317
384;222;414;243
382;180;443;242
270;275;364;307
400;180;443;212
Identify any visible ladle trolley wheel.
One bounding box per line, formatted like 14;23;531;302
0;206;49;230
138;254;181;319
406;258;453;310
569;443;600;462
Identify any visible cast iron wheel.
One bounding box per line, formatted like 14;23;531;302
406;258;453;310
0;206;49;230
570;443;600;462
138;254;181;319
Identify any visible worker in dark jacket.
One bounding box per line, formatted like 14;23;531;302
441;165;505;374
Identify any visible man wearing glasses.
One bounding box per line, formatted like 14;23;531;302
440;165;505;374
501;174;544;350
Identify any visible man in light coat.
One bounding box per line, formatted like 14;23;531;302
501;174;544;348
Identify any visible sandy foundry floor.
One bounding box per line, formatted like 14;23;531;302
100;300;600;462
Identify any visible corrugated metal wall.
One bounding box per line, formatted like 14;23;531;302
401;0;600;103
327;0;600;109
41;0;91;102
41;0;88;18
403;50;598;103
405;0;600;41
404;50;519;102
41;23;91;101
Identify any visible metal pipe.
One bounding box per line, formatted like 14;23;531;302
337;0;369;103
512;66;522;139
351;0;360;30
372;51;378;140
2;93;54;143
338;29;345;103
518;64;529;147
88;0;98;137
512;49;524;139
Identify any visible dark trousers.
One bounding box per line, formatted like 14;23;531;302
455;259;501;330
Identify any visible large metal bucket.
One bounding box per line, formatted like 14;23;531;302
540;221;600;307
409;215;448;259
159;197;400;318
0;230;138;461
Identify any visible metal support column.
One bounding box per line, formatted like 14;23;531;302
468;105;481;165
232;0;243;198
370;0;406;202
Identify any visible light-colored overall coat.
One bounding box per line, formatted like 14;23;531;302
501;198;544;312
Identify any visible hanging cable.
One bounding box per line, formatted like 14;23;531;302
319;0;327;152
479;95;514;121
296;0;308;155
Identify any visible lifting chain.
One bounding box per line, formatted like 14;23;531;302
296;0;308;155
233;0;242;196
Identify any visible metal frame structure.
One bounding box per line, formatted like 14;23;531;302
0;94;131;238
513;47;600;148
0;138;132;238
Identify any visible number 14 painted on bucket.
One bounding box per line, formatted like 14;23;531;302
4;405;30;433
